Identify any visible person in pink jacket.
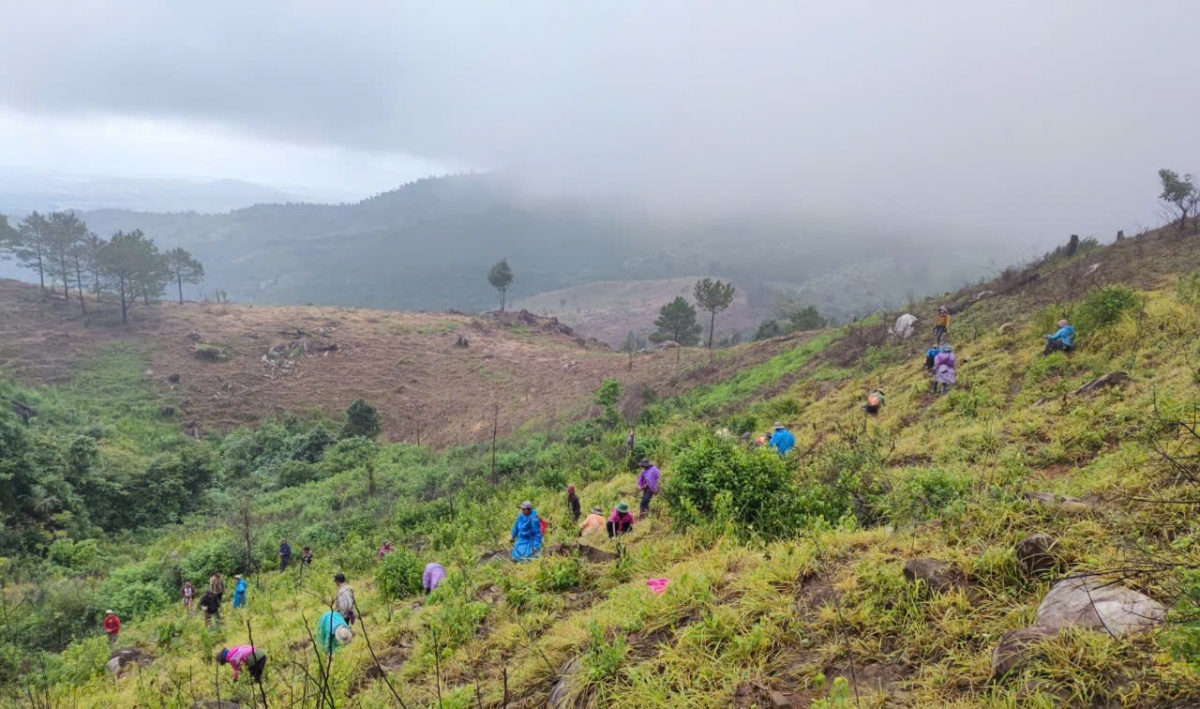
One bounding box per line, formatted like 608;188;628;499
217;645;268;682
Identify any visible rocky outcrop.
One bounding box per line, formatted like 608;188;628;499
1073;372;1131;396
1036;576;1165;636
107;647;152;676
890;313;918;338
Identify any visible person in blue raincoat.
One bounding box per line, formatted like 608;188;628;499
1042;319;1076;356
510;500;542;562
232;575;248;609
768;422;795;456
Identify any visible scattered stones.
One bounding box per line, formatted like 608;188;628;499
733;681;793;708
902;558;968;595
1015;534;1060;579
477;549;509;563
1035;576;1166;636
1073;371;1131;396
167;373;180;383
544;543;618;563
991;626;1058;679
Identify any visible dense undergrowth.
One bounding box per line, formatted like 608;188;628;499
7;234;1200;707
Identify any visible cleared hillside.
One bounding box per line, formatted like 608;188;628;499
512;277;773;346
0;279;810;448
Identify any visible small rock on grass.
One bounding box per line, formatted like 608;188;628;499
1014;534;1059;579
991;626;1058;679
903;558;968;595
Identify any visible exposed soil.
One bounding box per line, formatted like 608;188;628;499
0;279;804;447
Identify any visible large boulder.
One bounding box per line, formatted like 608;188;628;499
1035;576;1165;636
890;313;918;338
1074;372;1131;396
547;656;583;709
107;647;152;676
991;626;1058;679
1014;534;1059;579
903;558;967;595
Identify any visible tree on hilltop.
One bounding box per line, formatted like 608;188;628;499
488;259;514;312
164;247;205;304
650;296;701;347
9;212;51;293
341;398;382;440
693;278;735;350
1159;168;1199;235
97;230;161;323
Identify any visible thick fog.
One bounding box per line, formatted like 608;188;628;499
1;1;1198;246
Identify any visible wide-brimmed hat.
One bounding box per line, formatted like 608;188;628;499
105;609;115;615
616;501;630;513
773;422;784;429
519;500;533;510
638;458;652;467
1058;319;1069;327
234;574;243;579
335;625;353;643
590;507;602;515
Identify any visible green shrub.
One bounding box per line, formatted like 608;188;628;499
320;437;377;475
44;636;108;686
274;459;319;488
181;535;241;583
340;399;381;439
375;548;423;600
665;434;821;539
535;556;585;592
106;581;170;619
882;467;968;526
1177;269;1200;306
1075;285;1140;333
290;426;336;462
582;622;628;684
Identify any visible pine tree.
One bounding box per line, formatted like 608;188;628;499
650;296;701;346
693;278;736;350
164;247;205;304
487;259;514;312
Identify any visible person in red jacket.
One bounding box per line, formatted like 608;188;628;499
103;610;121;646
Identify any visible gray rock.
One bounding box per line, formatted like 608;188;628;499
107;647;151;676
902;558;967;595
1015;534;1059;579
1074;372;1131;396
997;322;1016;335
547;656;582;709
1036;576;1165;636
991;626;1058;678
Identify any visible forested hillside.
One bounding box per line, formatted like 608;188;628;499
42;174;1010;323
6;225;1200;707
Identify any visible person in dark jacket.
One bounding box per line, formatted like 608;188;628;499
199;590;221;626
566;485;581;523
279;538;292;572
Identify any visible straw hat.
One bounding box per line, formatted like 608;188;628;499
335;625;353;643
519;500;533;510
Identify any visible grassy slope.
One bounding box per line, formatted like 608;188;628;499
13;231;1200;708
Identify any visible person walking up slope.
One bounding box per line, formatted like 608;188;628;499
931;344;957;395
636;459;660;516
566;485;581;523
334;573;356;624
934;306;951;344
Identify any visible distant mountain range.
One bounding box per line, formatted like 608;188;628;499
0;173;304;214
0;173;1014;326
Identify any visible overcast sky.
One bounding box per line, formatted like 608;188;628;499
1;1;1197;246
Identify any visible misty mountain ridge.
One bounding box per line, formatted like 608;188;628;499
0;172;305;214
7;173;1018;331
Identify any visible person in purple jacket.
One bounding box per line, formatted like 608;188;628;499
637;458;660;517
422;562;446;595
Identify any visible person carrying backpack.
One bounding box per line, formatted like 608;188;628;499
931;344;957;395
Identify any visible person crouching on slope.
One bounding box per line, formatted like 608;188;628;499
769;422;795;456
607;502;635;538
1043;319;1076;356
511;501;543;562
862;389;885;415
216;646;267;682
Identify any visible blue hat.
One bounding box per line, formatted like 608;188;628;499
941;344;952;352
217;648;229;664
